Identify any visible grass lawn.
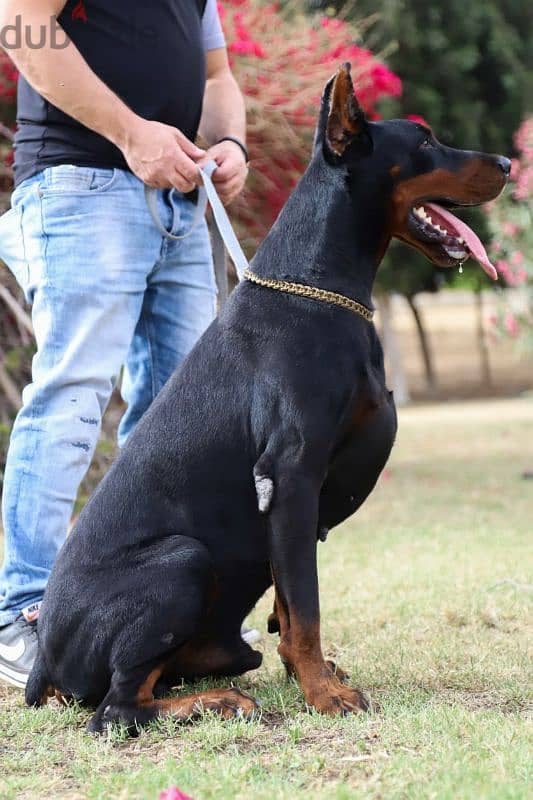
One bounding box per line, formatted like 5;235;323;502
0;397;531;800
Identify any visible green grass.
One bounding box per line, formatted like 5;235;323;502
1;398;531;800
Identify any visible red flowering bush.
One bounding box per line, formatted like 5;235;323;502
487;117;533;347
0;51;17;207
0;52;17;103
219;1;402;249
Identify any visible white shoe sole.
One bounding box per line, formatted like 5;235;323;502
0;661;28;689
241;628;262;646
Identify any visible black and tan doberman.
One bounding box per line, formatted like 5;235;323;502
26;64;509;732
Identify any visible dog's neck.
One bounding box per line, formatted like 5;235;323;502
251;159;389;309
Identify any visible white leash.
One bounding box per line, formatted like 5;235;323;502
144;160;249;307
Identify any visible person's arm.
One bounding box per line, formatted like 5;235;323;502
198;48;248;205
0;0;204;190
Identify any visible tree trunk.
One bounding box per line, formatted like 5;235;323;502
475;290;492;387
0;347;22;412
406;294;437;394
375;292;410;406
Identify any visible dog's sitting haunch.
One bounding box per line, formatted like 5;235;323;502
26;64;510;733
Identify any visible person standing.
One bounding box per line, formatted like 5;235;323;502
0;0;250;688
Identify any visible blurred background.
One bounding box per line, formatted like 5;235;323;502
0;0;531;500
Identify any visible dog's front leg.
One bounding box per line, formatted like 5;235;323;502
267;474;368;716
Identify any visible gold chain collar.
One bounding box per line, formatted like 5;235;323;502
243;269;374;323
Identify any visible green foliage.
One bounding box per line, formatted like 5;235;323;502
318;0;531;153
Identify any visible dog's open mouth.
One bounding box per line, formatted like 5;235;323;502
408;202;497;280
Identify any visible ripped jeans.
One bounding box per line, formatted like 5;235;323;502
0;165;216;625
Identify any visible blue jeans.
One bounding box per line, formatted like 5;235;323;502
0;165;216;625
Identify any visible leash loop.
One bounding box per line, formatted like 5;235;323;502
144;161;249;300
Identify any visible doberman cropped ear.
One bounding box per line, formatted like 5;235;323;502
320;63;368;159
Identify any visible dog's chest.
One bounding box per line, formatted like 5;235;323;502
345;369;392;437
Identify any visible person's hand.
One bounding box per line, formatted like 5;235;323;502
199;140;249;205
121;118;205;192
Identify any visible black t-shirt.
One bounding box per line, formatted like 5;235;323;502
14;0;208;185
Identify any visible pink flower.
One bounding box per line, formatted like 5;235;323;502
159;788;194;800
514;165;533;201
502;221;519;237
370;63;402;98
495;259;510;277
406;114;430;127
510;250;524;266
509;158;521;182
229;39;265;58
514;118;533;157
320;17;346;32
505;313;520;337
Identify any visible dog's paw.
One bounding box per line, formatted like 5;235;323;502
306;678;370;717
186;687;261;721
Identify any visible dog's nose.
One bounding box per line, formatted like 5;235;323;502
495;156;511;176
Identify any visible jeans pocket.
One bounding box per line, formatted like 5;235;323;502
39;165;119;196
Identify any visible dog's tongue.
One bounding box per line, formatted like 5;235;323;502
425;203;498;280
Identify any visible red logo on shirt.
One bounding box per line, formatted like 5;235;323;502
72;1;88;23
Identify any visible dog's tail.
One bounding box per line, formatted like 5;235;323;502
25;648;52;708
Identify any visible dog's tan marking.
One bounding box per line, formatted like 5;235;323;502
144;687;258;721
326;63;364;155
137;665;165;705
272;587;367;716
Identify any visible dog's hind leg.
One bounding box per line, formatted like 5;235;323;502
25;649;53;708
86;534;260;734
89;669;259;734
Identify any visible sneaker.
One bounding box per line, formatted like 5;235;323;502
241;626;262;646
0;603;41;689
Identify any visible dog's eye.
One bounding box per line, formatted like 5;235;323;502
419;137;432;149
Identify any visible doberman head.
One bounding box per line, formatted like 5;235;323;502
313;63;510;280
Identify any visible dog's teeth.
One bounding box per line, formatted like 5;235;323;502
446;248;467;259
